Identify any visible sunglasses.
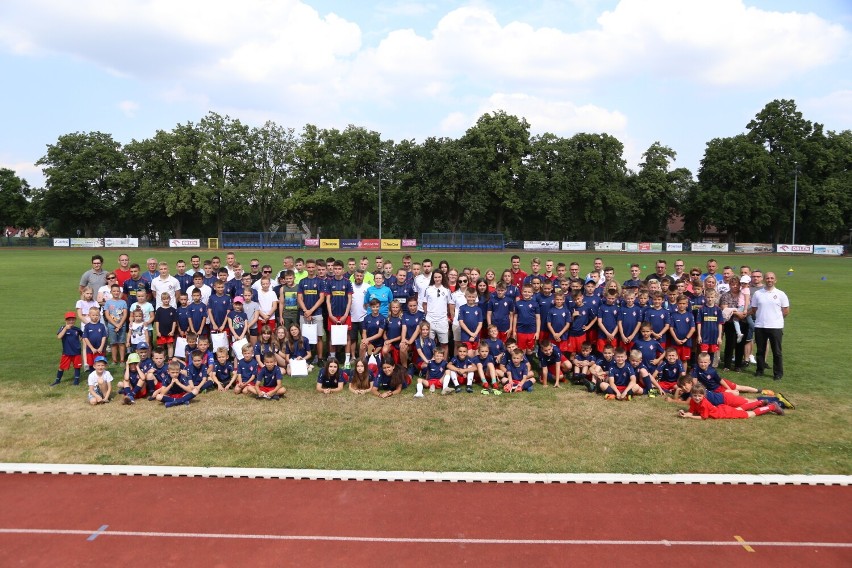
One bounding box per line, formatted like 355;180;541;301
263;270;271;274
251;264;260;268
458;279;468;284
106;275;116;279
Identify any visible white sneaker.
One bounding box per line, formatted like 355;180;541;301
429;385;435;393
414;392;424;398
736;333;744;343
441;387;453;395
749;355;756;364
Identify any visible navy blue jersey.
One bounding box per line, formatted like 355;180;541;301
633;338;663;365
535;292;555;319
165;373;191;395
505;359;530;382
458;304;484;341
286;337;310;358
483;338;506;364
237;359;258;381
618;305;643;339
595;356;616;374
224;278;242;298
487;296;515;332
257;365;282;388
644;307;671;335
175;272;194;293
473;352;496;367
622;278;643;289
669;311;695;345
569;304;594;337
176;305;191;333
83;322;107;350
211;359;234;382
186;363;207;386
546;306;571;339
138;357;154;376
450;355;475;372
415;336;435;362
388;280;416;303
583;293;600;314
573;352;596;365
401;310;424;340
326;277;353;318
154;307;178;336
538;345;564;368
207;293;232;328
254;341;278;360
698;305;723;345
187;302;207;331
122;278;150;308
514;299;539;334
364;313;387;344
297;276;324;314
317;368;348;388
608;363;636;387
426;360;448;380
385;316;403;342
58;325;83;356
597;302;620;335
657;360;685;383
691;366;724;392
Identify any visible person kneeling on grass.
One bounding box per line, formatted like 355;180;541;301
415;348;455;397
154;361;198;408
503;349;535;393
678;382;783;419
254;352;287;400
87;355;114;405
317;358;347;394
600;347;643;400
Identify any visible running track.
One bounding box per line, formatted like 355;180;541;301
1;468;850;567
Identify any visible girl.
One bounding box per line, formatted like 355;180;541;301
273;326;290;369
316;358;347;394
438;260;450;274
499;269;520;301
382;299;403;361
413;320;435;376
348;359;373;394
484;269;497;292
285;323;312;375
126;308;147;354
371;355;407;398
76;287;99;326
254;325;277;366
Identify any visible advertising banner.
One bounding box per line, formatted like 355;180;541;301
401;239;417;247
70;238;104;248
594;242;623;251
691;242;729;252
381;239;401;250
105;237;139;248
734;243;773;254
666;243;683;252
169;238;200;248
359;239;381;250
320;239;340;249
304;238;319;247
52;238;70;247
813;245;843;256
624;242;639;252
776;244;813;254
523;241;559;251
638;242;663;252
340;239;360;249
560;241;586;251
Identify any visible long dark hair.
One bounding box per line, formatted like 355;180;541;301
382;355;406;389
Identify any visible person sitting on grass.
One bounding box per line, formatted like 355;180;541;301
186;350;217;394
628;349;666;396
657;347;686;394
538;338;570;388
600;347;643;400
254;352;286;400
414;348;454;397
678;382;784;420
348;359;374;395
447;343;477;393
119;353;145;404
372;355;407;398
317;358;348;394
474;342;502;395
86;355;114;405
209;347;234;391
234;344;258;395
503;349;536;393
52;311;83;387
571;341;596;384
587;344;615;393
154;361;197;408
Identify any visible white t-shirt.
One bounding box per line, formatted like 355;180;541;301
751;287;789;329
257;289;278;320
423;285;451;329
151;275;181;308
87;370;114;387
187;284;212;305
350;283;369;323
415;273;432;312
450;289;467;323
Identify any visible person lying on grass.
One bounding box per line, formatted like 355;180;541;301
678;382;784;419
317;358;347;394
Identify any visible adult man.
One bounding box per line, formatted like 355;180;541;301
326;260;353;364
746;269;764;365
114;254;131;287
356;257;375;286
248;259;262;283
141;258;159;284
277;255;295;281
187;255;202;276
122;263;151;309
701;259;723;284
79;255;107;294
671;259;687;282
717;266;735;294
568;262;581;281
415;259;433;313
150;262;180;308
224;252;238;279
749;272;789;381
510;255;527;288
622;264;642;289
174;259;193;293
523;257;543;286
586;257;604;285
297;259;327;362
644;259;668;284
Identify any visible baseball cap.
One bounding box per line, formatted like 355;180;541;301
740;275;751;284
64;311;76;319
233;296;244;304
584;278;597;285
93;355;108;363
137;342;150;350
127;353;141;364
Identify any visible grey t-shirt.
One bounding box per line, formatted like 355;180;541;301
80;268;107;292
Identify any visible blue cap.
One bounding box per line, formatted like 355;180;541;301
94;355;108;363
137;342;150;350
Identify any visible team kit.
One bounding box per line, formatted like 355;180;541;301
58;253;790;418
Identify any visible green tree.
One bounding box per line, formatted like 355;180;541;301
626;142;688;240
0;168;33;229
249;121;296;234
36;131;126;236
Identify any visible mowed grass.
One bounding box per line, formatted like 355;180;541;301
0;248;849;474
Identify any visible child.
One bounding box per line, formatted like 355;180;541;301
119;353;145;404
617;290;642;351
399;296;424;367
692;352;762;396
567;292;595;358
209;346;234;391
141;344;166;399
175;291;191;339
487;282;515;341
348;359;374;394
504;349;535;393
457;289;484;350
154;292;178;358
361;298;386;358
76;286;99;327
538;339;570;388
414;348;453;397
186;350;216;393
186;288;208;338
129;290;155;347
86;355;114;405
412;321;436;377
474;342;501;395
601;347;643;400
82;306;107;370
596;289;620;353
52;311;83;386
447;343;478;393
697;290;724;366
371;356;407;398
317;358;348;394
657;347;686;394
679;382;783;419
235;344;258;395
103;284;128;365
633;323;665;367
628;349;665;396
546;290;572;357
228;296;254;346
513;285;540;356
126;307;147;355
382;300;404;363
195;335;214;368
254;325;278;366
285;323;312;375
668;295;695;367
180;332;199;362
278;270;300;330
254;352;286;400
644;292;671;347
154;361;197;408
483;325;507;368
588;344;615;392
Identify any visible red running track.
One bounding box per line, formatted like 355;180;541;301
0;474;850;567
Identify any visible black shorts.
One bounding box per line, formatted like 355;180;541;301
349;321;364;342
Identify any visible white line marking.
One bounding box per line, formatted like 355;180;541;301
0;528;850;548
1;463;850;486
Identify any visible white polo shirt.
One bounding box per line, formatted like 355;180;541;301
751;287;789;329
423;285;451;330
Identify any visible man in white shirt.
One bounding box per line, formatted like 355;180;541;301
150;262;181;308
749;272;789;381
415;259;433;313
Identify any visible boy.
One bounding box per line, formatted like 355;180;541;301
414;348;453;397
52;311;83;386
154;292;179;358
119;352;145;404
175;291;191;339
628;349;665;396
633;323;665;367
253;352;286;400
504;349;535;393
103;284;128;365
601;347;643;400
207;281;232;336
692;352;762;396
546;290;571;356
567;292;595;358
185;350;216;393
538;338;570;388
483;325;507;369
596;289;620;353
588;344;615;392
277;269;300;330
448;343;477;393
187;272;212;304
86;355;114;405
668;295;695;366
154;361;197;407
234;343;258;395
486;282;514;341
144;346;171;400
195;335;214;368
187;288;208;338
572;342;596;383
535;280;556;341
679;382;783;419
361;298;386;359
209;347;234;391
325;260;354;362
657;347;686;393
474;342;502;395
82;306;108;370
644;292;671;347
513;285;540;356
382;300;404;363
697;290;724;366
457;289;484;350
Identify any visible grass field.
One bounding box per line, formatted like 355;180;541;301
0;248;849;475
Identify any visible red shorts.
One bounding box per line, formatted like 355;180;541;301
700;343;720;353
596;336;618;354
674;345;691;361
516;332;536;351
260;320;277;332
545;361;567;377
538;331;551;344
567;335;586;354
614;384;627;393
586;328;598;344
722;392;748;407
721;378;738;390
85;352;105;366
327;315;352;331
496;331;508;342
553;339;569;354
383;344;400;364
156;335;174;345
619;340;634;352
59;354;82;371
426;378;443;388
464;340;479;351
709;406;749;419
658;380;678;392
258;385;278;394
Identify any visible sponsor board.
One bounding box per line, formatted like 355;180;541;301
52;238;70;247
381;239;401;250
666;243;684;252
360;239;380;250
401;239;417;247
691;242;729;252
104;237;139;248
735;243;773;254
624;242;638;252
560;241;586;251
777;244;813;254
594;242;623;252
523;240;559;251
813;245;844;256
638;242;663;252
320;239;340;249
169;238;200;248
70;238;104;248
340;239;360;249
304;238;320;247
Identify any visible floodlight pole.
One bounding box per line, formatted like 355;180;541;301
378;169;382;241
792;162;799;245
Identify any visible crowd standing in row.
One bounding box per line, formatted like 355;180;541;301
61;252;791;416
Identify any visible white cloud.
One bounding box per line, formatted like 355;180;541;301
118;100;139;117
801;90;852;128
0;159;44;187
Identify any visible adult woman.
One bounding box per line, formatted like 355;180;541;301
720;276;747;371
446;269;459;292
422;270;452;357
438;260;451;275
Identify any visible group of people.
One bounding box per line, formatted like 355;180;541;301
60;251;791;417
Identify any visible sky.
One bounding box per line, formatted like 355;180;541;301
1;0;850;189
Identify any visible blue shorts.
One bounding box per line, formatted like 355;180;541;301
107;326;127;345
